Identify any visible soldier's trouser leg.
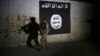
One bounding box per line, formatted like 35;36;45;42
34;36;40;46
44;33;47;48
27;35;34;47
40;34;44;47
41;33;47;49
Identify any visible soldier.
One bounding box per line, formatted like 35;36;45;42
40;18;49;49
21;17;41;50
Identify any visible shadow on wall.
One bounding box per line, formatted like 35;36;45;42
86;2;100;44
0;14;33;47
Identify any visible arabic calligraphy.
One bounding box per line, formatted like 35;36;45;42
41;3;68;8
50;14;62;29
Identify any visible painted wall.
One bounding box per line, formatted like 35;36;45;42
0;0;94;47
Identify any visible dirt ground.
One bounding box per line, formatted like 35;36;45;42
0;39;100;56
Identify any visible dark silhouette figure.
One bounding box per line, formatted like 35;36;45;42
21;17;41;50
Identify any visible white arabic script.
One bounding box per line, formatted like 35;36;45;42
41;3;68;9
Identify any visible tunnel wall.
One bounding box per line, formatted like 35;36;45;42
0;0;94;47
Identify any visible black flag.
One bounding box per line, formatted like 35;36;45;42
39;1;71;35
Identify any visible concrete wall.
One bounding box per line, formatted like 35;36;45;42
0;0;94;47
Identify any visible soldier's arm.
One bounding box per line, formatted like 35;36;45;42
21;23;30;29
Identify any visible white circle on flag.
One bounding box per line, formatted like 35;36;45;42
50;14;62;29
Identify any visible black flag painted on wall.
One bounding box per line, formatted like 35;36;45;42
39;1;71;35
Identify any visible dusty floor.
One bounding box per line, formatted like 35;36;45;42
0;39;100;56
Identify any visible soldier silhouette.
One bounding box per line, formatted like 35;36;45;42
21;17;41;50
